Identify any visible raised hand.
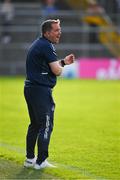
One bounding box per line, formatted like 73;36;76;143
64;54;75;65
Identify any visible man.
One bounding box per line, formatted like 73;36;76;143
24;19;75;170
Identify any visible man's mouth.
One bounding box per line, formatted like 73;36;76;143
56;36;60;40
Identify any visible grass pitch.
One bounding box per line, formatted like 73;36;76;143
0;77;120;179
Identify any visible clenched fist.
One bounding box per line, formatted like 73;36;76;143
64;54;75;65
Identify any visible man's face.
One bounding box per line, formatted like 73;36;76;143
46;23;61;44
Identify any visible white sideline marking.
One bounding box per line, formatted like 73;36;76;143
54;163;107;180
0;142;107;180
0;142;25;154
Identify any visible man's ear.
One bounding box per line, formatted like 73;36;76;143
45;31;50;38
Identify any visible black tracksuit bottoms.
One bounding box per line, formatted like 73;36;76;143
24;85;55;165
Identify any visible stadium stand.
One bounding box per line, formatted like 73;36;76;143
0;1;119;75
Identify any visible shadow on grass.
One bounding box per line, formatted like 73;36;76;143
0;158;55;179
15;167;49;179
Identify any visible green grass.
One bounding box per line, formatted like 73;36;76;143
0;77;120;179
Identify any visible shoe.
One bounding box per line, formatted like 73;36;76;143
24;157;36;167
34;160;56;170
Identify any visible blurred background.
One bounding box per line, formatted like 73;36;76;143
0;0;120;79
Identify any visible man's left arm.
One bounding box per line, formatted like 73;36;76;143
59;54;75;67
49;54;75;76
